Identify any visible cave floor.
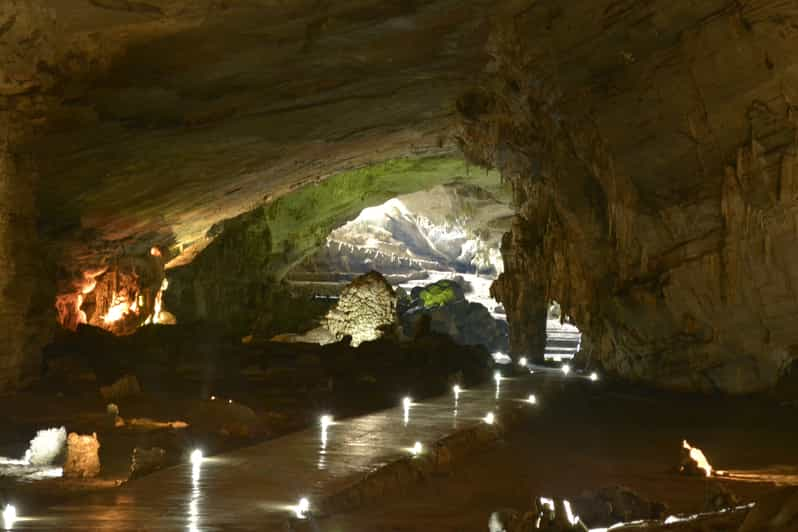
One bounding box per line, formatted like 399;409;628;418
3;367;797;531
3;371;536;530
327;374;798;531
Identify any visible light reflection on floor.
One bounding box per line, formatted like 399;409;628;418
4;368;603;530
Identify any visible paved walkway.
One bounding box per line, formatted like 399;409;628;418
7;369;557;531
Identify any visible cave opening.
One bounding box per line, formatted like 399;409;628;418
275;182;512;353
544;301;582;363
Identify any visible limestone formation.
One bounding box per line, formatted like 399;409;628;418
323;271;398;347
457;11;798;394
63;432;100;478
0;1;798;395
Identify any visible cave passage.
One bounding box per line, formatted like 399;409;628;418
545;301;582;363
2;0;798;530
278;184;512;353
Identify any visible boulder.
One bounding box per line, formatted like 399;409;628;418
402;300;509;353
410;279;465;309
129;447;167;480
322;271;398;347
99;374;141;401
186;399;261;438
489;498;589;532
63;432;100;478
571;486;667;528
704;482;739;512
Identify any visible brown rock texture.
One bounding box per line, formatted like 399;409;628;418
64;432;101;478
2;0;798;394
0;0;61;392
458;4;798;393
2;0;498;388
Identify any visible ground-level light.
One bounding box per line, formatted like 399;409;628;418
402;397;412;426
561;364;571;376
2;504;16;530
190;449;203;465
527;394;537;405
518;357;527;367
320;415;333;429
493;371;501;384
590;372;599;381
411;441;423;456
294;497;310;519
483;412;495;425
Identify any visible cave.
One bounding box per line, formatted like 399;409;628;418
1;1;797;531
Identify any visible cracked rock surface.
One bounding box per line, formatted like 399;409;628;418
458;3;798;393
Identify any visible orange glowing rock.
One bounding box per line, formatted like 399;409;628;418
103;295;133;324
681;439;713;477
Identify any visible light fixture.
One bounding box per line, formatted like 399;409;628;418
452;385;461;397
411;441;423;456
493;371;501;384
518;357;528;367
590;372;599;382
561;364;571;376
294;497;310;519
563;500;580;525
320;415;333;429
210;395;216;401
527;394;537;405
3;504;16;530
483;412;495;425
227;399;233;404
190;449;203;465
402;396;411;409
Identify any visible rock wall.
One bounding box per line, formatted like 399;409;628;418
0;1;59;392
164;206;274;334
458;12;798;394
0;136;54;391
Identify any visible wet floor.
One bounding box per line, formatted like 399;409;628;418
327;375;798;531
5;365;797;531
4;367;545;531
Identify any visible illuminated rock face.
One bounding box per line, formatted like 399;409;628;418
323;271;398;347
64;432;100;479
458;12;798;393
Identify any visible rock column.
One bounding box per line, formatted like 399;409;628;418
0;120;52;392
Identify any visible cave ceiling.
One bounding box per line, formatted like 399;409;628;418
4;0;797;279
